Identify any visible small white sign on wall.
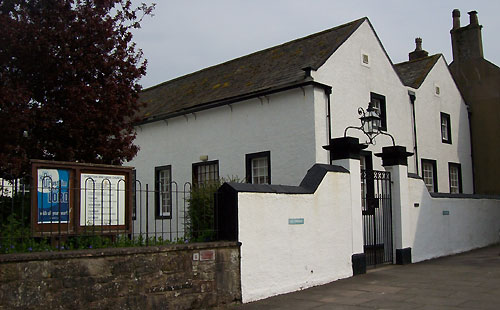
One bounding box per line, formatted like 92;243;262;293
288;218;304;225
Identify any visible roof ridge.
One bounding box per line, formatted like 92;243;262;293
394;53;442;66
142;17;367;93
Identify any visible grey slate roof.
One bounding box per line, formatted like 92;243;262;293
394;54;441;89
136;18;367;123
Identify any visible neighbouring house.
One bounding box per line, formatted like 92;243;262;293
130;16;473;222
448;9;500;195
394;39;472;194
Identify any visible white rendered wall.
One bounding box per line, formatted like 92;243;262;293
131;86;325;187
130;86;330;234
412;56;473;193
408;177;500;263
313;20;414;172
237;171;354;303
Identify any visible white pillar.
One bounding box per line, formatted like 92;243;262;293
376;146;413;264
331;158;363;256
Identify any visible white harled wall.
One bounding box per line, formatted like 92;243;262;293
313;20;414;172
131;86;326;188
412;56;473;193
407;177;500;262
237;170;354;303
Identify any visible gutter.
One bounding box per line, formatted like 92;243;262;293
135;80;332;126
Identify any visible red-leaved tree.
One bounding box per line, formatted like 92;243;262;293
0;0;154;179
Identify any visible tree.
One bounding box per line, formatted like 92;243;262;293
0;0;154;179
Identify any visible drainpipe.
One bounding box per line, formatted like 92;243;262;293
326;88;332;164
467;105;476;193
409;91;419;174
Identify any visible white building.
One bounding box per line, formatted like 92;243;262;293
130;17;473;221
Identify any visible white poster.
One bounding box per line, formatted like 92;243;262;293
80;173;126;226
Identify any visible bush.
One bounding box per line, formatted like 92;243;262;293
185;181;221;242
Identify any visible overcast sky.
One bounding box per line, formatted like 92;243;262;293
131;0;500;89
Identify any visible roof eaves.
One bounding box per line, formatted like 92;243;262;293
136;80;332;126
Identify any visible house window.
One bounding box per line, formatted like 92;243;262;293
441;112;452;144
421;159;438;192
362;53;369;65
246;151;271;184
370;93;387;131
155;165;172;218
449;163;462;194
192;160;219;187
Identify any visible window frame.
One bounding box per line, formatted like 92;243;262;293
370;92;387;131
155;165;172;219
192;160;219;187
448;162;463;194
245;151;271;184
421;159;438;192
440;112;452;144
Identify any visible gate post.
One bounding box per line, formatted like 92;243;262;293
376;146;413;265
324;137;367;275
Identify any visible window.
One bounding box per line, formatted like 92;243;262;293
155;165;171;218
246;151;271;184
192;160;219;187
362;53;369;65
370;93;387;131
449;163;462;194
441;112;451;144
421;159;438;192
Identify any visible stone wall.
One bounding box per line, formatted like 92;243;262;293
0;242;241;310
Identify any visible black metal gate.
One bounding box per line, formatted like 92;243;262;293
361;169;393;266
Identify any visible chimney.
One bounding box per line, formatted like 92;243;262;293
469;10;478;25
451;9;484;63
452;9;460;29
409;38;429;61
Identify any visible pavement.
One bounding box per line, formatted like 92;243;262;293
222;244;500;309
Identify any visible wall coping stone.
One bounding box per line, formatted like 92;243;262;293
223;164;348;194
0;241;240;263
429;192;500;200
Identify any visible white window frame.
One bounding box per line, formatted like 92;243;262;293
155;165;172;218
449;163;462;194
246;151;271;184
422;159;437;192
192;160;219;187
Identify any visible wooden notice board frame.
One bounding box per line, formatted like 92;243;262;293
31;160;134;236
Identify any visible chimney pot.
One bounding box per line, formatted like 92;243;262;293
415;38;423;51
468;10;478;26
409;37;428;61
452;9;461;29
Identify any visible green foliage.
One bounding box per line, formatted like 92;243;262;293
0;0;155;179
186;181;220;242
186;177;240;242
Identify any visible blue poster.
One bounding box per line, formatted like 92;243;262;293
37;169;70;224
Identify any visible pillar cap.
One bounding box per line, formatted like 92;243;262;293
323;137;367;160
375;146;413;166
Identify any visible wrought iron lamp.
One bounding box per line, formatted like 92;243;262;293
344;101;395;146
